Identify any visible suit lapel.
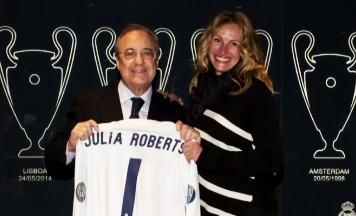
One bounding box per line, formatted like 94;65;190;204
100;84;124;122
147;90;161;120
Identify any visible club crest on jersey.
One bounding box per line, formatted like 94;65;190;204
186;185;196;204
76;182;86;203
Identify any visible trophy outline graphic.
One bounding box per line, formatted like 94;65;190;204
291;30;356;159
0;26;77;158
190;29;273;72
92;27;176;91
154;28;176;91
92;27;117;87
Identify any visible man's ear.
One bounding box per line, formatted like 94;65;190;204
115;57;120;69
156;49;161;65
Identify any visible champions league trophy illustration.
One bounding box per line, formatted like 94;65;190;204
190;29;273;71
292;30;356;159
92;27;117;86
0;26;77;158
92;27;176;90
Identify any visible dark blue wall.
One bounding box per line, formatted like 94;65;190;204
1;0;356;215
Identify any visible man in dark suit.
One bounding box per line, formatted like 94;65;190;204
45;24;202;180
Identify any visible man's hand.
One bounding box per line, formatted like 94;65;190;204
157;89;184;106
175;120;202;163
68;119;99;152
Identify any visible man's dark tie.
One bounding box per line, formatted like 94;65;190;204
130;97;145;119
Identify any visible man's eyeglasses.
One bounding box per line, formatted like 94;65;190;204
119;49;156;60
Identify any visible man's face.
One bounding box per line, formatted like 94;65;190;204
116;30;158;94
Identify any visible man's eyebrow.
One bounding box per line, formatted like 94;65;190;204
124;48;153;51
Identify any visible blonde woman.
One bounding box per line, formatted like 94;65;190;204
187;11;283;216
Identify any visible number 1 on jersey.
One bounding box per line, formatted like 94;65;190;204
121;158;142;216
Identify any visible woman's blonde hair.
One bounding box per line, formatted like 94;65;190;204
190;11;275;94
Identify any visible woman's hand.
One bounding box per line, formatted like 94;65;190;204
175;120;202;163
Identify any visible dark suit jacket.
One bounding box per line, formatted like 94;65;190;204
44;84;186;179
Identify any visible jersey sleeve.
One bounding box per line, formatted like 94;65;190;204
72;141;87;216
181;157;201;216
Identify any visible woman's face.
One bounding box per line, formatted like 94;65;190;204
209;23;242;75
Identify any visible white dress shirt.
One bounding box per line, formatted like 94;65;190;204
66;80;153;164
118;80;152;119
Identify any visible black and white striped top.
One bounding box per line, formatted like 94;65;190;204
193;79;283;215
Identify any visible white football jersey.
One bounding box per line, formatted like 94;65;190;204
73;119;200;216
